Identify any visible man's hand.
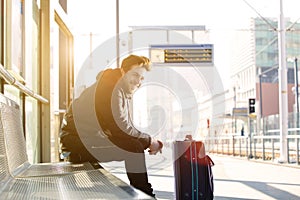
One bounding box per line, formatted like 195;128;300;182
148;138;163;155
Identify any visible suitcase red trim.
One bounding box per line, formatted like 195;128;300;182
173;141;214;200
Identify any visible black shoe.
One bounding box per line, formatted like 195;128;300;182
133;183;155;198
127;172;156;198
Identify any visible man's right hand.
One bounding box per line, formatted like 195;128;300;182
148;138;163;155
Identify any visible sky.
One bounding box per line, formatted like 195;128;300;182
68;0;300;33
67;0;300;89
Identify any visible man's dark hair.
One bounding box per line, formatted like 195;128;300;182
121;55;151;73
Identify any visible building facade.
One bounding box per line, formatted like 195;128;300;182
231;17;300;135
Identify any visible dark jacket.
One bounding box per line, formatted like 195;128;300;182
95;68;151;149
60;68;151;150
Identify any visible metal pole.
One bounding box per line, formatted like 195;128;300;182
278;0;288;163
248;117;253;159
116;0;120;67
295;58;299;135
259;74;263;134
234;86;237;134
297;138;299;165
295;58;299;113
89;32;93;68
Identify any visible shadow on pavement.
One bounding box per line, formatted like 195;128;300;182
214;197;260;200
215;178;300;200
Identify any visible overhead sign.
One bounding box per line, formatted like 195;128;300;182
233;107;248;117
150;44;213;65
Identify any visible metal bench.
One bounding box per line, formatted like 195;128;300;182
0;93;153;199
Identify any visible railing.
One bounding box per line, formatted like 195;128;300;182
205;134;300;165
0;64;48;104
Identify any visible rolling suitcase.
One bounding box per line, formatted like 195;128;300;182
173;138;214;200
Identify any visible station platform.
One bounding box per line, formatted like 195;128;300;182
101;146;300;200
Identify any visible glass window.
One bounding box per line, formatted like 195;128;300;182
23;0;40;163
0;0;3;66
11;0;23;74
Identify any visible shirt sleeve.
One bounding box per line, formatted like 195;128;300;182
107;87;151;149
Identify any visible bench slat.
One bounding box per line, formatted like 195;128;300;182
16;162;96;177
0;169;150;199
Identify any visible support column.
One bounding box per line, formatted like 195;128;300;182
40;0;51;162
278;0;288;163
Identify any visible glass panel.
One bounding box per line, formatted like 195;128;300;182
24;0;40;163
4;0;23;101
51;14;74;162
0;0;3;65
11;0;23;74
25;98;39;163
4;85;20;105
50;22;59;162
50;24;73;162
59;29;68;112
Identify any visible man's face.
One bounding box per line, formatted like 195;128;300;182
122;65;146;94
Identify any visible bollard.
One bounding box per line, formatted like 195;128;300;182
232;136;235;156
262;138;265;160
239;138;242;157
272;139;275;161
222;139;224;154
228;138;230;155
216;138;219;154
287;139;290;163
253;138;256;159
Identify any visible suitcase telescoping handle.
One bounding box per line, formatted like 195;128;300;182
184;135;206;159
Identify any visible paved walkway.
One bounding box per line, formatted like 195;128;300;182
101;147;300;200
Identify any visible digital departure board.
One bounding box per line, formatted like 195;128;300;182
150;44;213;65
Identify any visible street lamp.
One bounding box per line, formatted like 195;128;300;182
278;0;288;163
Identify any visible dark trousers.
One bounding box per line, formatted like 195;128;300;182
60;134;154;197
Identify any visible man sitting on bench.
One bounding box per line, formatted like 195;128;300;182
60;54;163;198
